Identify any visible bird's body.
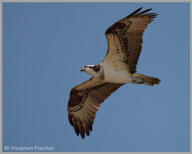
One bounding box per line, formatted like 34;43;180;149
103;60;133;83
67;7;161;139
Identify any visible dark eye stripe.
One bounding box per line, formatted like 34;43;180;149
92;64;101;72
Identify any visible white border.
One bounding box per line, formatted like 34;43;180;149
0;0;2;153
1;0;192;2
0;0;191;154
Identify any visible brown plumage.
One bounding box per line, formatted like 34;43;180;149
105;7;157;73
67;7;160;139
132;73;161;86
68;78;123;139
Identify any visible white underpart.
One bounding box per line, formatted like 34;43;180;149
86;68;100;77
101;34;133;84
102;61;132;84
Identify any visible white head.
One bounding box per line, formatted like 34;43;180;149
80;64;101;77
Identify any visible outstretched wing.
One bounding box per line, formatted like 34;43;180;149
68;77;123;139
104;7;158;73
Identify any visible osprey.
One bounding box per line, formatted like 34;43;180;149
67;7;161;139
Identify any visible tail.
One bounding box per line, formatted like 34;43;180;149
132;73;161;86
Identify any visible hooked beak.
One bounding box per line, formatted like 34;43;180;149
80;68;85;72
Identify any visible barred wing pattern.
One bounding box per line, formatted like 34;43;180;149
68;77;123;139
104;7;158;73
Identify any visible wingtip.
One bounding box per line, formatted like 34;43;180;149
80;133;85;139
127;7;155;18
150;13;158;19
74;128;80;136
136;8;153;16
90;125;93;131
127;7;143;17
138;7;143;11
145;8;152;11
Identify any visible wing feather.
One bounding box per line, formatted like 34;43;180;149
104;8;158;73
68;77;123;139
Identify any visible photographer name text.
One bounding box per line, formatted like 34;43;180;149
3;145;54;151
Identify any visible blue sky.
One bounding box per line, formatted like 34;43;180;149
3;2;190;152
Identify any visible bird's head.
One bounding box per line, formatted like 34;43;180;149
80;64;101;77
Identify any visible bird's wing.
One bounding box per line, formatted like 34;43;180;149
68;77;123;139
103;7;157;73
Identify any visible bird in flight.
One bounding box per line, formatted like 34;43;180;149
67;7;161;139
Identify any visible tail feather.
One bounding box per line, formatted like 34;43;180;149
133;73;161;86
